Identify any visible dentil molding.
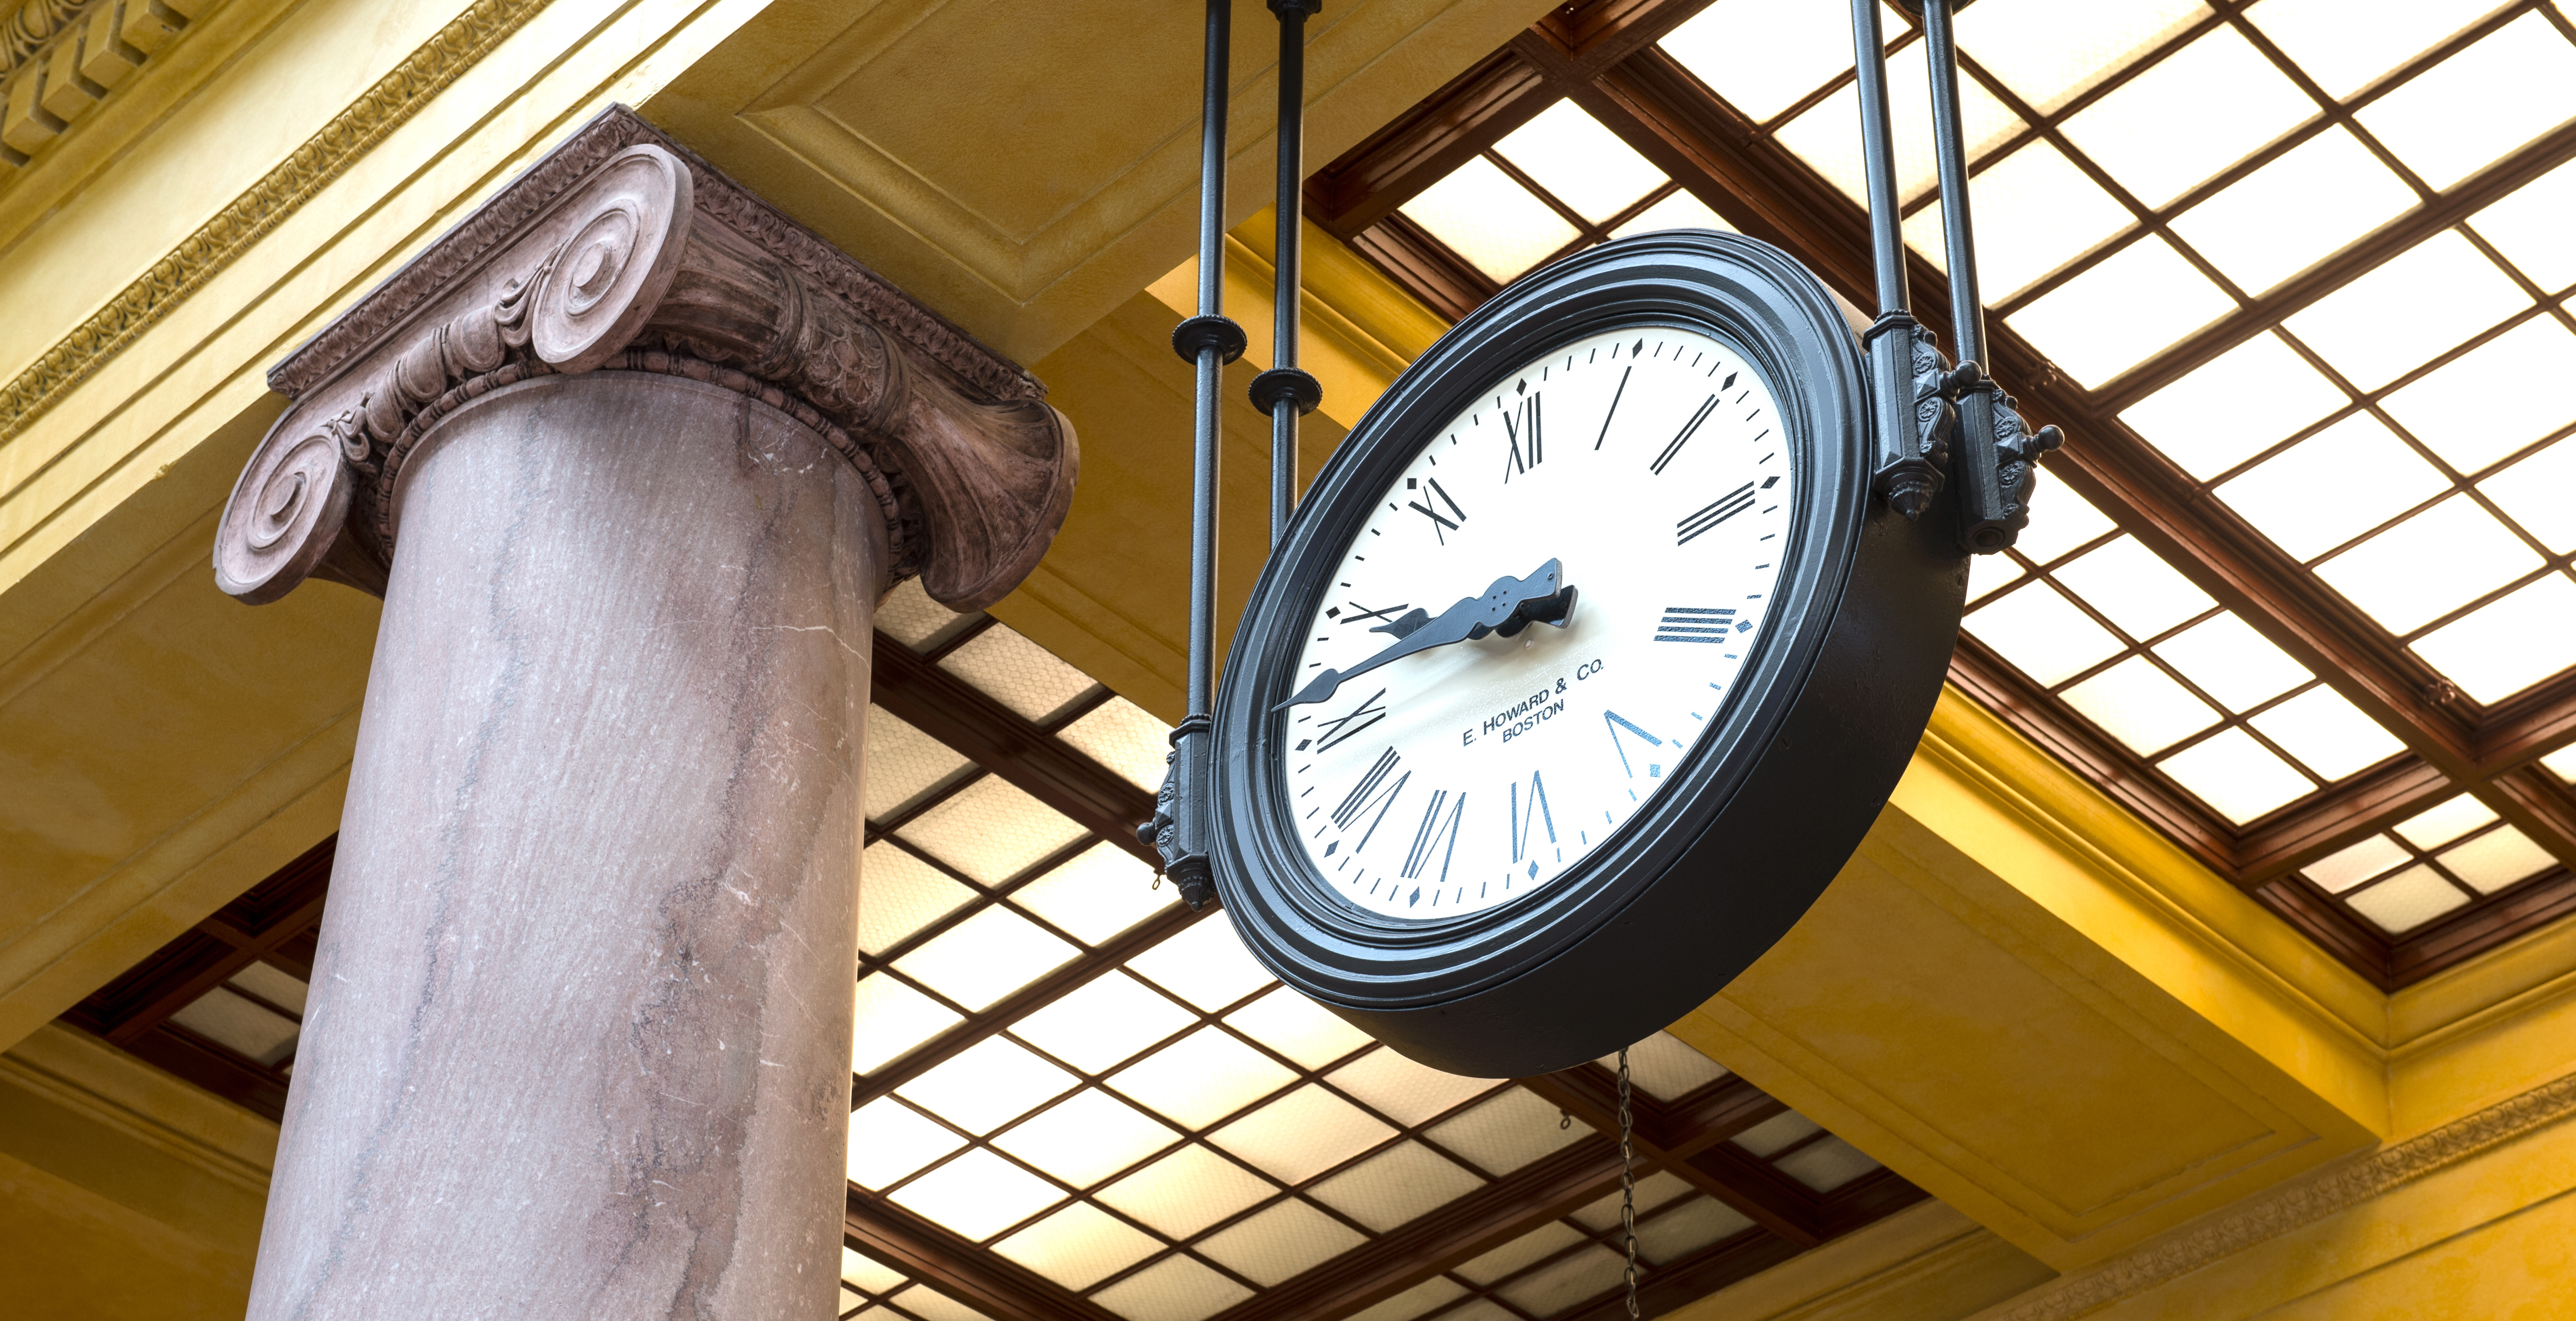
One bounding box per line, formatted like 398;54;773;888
216;106;1078;612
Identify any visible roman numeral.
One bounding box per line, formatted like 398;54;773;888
1650;395;1719;474
1604;710;1664;779
1331;748;1410;855
1402;790;1467;883
1654;606;1736;643
1406;477;1466;544
1509;771;1555;867
1502;390;1543;481
1593;365;1632;450
1677;483;1756;545
1314;688;1388;753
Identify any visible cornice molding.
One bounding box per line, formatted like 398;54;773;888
1981;1067;2576;1320
0;0;547;445
217;114;1077;614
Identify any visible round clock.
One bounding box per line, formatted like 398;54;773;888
1209;232;1969;1078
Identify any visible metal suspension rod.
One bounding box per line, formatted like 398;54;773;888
1152;0;1248;912
1188;0;1229;724
1918;0;2010;550
1255;1;1325;547
1850;0;1938;520
1850;0;1910;326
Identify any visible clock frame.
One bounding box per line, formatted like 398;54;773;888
1208;232;1970;1078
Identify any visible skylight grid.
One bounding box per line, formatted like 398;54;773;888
855;915;1528;1316
1392;97;1731;292
1961;489;2418;825
2298;803;2556;934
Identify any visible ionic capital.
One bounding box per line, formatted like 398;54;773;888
216;106;1076;611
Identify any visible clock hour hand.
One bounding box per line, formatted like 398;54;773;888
1277;559;1579;710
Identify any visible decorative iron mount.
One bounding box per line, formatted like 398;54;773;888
1857;0;2061;552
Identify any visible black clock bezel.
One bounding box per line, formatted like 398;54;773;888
1209;232;1967;1077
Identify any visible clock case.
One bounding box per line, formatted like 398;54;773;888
1208;231;1971;1078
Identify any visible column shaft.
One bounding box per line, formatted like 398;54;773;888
247;372;878;1318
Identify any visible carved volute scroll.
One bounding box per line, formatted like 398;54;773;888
218;107;1078;611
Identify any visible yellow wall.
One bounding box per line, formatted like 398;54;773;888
7;0;2576;1316
0;1025;277;1320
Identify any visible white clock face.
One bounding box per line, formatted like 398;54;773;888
1281;325;1794;920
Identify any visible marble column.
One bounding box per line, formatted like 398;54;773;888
214;110;1076;1318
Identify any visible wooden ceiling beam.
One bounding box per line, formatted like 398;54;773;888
62;835;334;1045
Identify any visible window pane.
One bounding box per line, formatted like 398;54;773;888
1208;1084;1396;1184
1964;581;2128;686
853;974;964;1074
1956;0;2209;114
2009;237;2237;388
2117;332;2346;480
2052;536;2215;641
2157;727;2317;822
2346;865;2471;933
941;624;1100;723
2408;572;2576;704
2395;795;2500;849
2313;495;2541;634
1902;142;2136;299
2153;612;2313;712
1196;1199;1367;1286
900;776;1087;884
1965;552;2025;604
2061;656;2222;754
2247;0;2499;100
2008;480;2119;564
860;843;978;957
1095;1145;1278;1239
1609;188;1735;238
991;1203;1162;1291
2439;826;2556;894
992;1088;1179;1187
1126;915;1274;1011
893;906;1082;1012
2354;13;2576;192
2479;438;2576;554
2246;686;2406;779
847;1098;964;1189
865;707;973;822
1088;1254;1253;1321
1059;696;1174;793
2379;316;2576;475
1659;0;1891;123
2280;231;2531;391
2215;412;2449;561
1012;843;1173;948
1224;986;1373;1070
1776;40;2024;207
1399;157;1579;283
890;1148;1065;1242
1493;101;1667;224
1309;1142;1486;1232
2468;157;2576;293
899;1037;1080;1136
1108;1026;1295;1128
2059;26;2315;209
1326;1048;1496;1127
1009;971;1194;1076
2302;834;2410;893
2169;128;2417;295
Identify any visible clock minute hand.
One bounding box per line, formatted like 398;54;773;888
1276;559;1577;710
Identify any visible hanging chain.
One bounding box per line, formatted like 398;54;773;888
1618;1046;1640;1318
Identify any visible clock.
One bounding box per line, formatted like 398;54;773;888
1208;232;1969;1078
